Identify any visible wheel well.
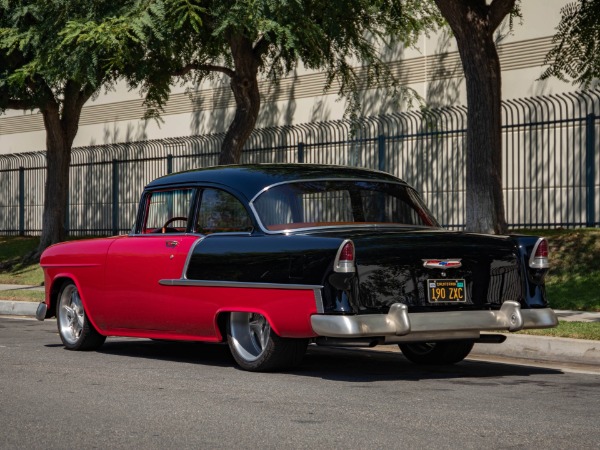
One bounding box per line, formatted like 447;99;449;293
216;312;229;342
216;310;285;341
47;277;73;318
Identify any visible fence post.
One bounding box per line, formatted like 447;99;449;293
298;142;304;163
18;167;25;236
167;154;173;174
112;159;119;236
378;134;386;172
586;113;596;227
65;195;70;236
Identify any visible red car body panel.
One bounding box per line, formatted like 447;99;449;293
40;235;318;341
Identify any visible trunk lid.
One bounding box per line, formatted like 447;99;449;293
307;228;523;312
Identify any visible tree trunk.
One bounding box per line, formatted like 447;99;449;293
219;35;261;165
36;82;89;257
434;0;512;234
37;105;71;255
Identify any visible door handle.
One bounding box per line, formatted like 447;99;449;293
165;240;179;248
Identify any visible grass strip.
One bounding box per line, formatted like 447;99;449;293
517;321;600;341
0;237;44;285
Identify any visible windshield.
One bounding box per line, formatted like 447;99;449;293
252;180;439;231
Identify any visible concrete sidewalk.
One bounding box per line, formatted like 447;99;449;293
1;284;599;367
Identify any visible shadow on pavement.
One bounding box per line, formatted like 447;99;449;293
85;338;563;382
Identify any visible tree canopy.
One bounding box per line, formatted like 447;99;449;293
63;0;443;163
0;0;139;255
542;0;600;86
0;0;129;114
1;0;445;253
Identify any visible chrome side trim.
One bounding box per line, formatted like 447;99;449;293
159;279;323;291
314;288;325;314
180;237;206;279
310;301;558;339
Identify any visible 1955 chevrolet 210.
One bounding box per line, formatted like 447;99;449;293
37;164;558;371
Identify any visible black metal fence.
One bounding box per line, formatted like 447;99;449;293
1;90;599;235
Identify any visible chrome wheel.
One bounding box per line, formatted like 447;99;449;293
226;312;308;371
55;282;106;351
58;284;85;346
229;312;271;362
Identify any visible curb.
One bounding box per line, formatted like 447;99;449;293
0;300;38;317
472;334;600;366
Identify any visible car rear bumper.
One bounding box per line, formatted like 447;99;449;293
310;301;558;342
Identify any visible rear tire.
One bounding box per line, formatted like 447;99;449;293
399;340;474;365
226;312;308;371
56;282;106;351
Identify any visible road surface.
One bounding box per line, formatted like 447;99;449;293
1;316;598;449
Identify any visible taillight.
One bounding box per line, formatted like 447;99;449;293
529;238;549;269
334;240;356;273
340;242;354;261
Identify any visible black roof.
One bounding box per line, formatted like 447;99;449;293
145;164;407;200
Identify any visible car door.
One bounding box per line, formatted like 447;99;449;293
98;188;200;332
99;186;255;337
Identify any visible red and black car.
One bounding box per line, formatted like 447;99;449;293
37;164;557;371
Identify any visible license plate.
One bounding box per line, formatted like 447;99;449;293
427;279;466;303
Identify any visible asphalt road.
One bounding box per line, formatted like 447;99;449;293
1;317;599;449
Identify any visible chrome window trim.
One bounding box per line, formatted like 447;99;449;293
248;178;434;235
248;178;410;204
128;231;195;237
259;224;438;235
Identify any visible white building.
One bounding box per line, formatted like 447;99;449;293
0;0;581;155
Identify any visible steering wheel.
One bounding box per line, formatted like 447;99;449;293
161;216;188;234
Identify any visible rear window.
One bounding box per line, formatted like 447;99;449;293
252;180;439;231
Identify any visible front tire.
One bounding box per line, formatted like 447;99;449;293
56;282;106;351
399;340;474;365
226;312;308;371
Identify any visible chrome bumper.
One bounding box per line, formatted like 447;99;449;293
310;301;558;342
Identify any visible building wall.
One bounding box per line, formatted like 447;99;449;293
0;0;579;155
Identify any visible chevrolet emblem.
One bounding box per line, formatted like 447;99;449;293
422;259;462;269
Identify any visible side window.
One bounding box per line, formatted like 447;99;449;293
196;189;253;234
144;189;194;233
